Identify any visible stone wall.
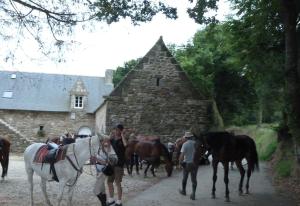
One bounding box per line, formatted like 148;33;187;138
0;110;95;151
101;38;212;142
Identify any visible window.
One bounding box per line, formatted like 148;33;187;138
39;125;44;131
156;78;160;86
75;96;83;108
11;74;16;79
2;91;13;98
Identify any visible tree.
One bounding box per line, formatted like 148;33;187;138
174;24;257;126
187;0;300;141
112;59;138;86
1;0;177;60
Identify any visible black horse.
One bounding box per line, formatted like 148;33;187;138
200;132;259;202
0;137;10;180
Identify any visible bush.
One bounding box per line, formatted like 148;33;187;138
276;159;293;177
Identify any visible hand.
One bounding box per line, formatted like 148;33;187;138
90;156;97;164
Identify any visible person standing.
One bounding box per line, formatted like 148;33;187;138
92;135;118;206
179;131;198;200
107;124;127;206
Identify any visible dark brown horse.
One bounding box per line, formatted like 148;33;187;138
200;132;259;202
173;136;210;168
0;137;10;180
46;133;76;145
125;139;173;177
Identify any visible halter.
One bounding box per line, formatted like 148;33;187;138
65;136;101;186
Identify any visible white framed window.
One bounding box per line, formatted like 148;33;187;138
74;96;83;108
11;74;16;79
2;91;13;98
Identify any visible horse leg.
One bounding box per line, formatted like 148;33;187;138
40;178;52;206
245;167;252;194
230;161;234;170
25;166;34;206
1;160;4;180
223;162;230;202
144;162;150;178
211;160;218;199
57;181;66;206
150;164;156;177
67;185;76;206
235;160;245;195
134;154;140;175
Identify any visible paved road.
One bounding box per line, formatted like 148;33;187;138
125;163;296;206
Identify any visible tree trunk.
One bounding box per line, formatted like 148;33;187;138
281;0;300;147
211;99;224;131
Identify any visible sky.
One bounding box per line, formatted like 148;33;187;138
1;1;231;77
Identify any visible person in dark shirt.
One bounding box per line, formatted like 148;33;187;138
107;124;127;206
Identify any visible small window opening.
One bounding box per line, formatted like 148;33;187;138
39;125;44;131
156;78;160;86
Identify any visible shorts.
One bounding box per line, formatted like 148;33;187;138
107;166;124;183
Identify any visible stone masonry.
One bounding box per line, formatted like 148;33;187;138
96;37;212;142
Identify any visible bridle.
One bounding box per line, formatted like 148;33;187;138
65;136;102;186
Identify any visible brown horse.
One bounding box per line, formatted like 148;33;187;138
0;137;10;180
46;133;76;145
173;136;209;168
200;132;259;202
125;139;173;177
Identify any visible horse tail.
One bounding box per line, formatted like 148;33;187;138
250;138;259;172
5;147;9;176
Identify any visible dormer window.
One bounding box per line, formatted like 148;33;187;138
74;96;83;109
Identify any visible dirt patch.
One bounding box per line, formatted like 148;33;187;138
0;154;167;206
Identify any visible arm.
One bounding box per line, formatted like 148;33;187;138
121;131;127;147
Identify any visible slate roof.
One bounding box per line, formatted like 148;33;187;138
0;71;113;113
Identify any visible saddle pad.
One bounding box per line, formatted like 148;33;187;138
33;145;67;163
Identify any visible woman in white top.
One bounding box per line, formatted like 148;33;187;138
91;135;118;206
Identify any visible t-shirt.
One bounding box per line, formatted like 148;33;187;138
180;139;196;164
95;145;116;172
110;138;126;167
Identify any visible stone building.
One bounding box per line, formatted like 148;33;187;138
95;37;211;142
0;70;113;152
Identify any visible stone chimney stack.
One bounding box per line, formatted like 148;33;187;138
105;69;114;85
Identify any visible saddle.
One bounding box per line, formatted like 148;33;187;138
34;145;68;182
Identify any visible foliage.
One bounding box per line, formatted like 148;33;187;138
1;0;177;61
112;59;138;87
276;159;293;177
174;24;258;126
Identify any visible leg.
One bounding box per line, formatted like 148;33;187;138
179;166;189;195
144;162;151;177
1;160;4;180
190;164;198;200
107;175;115;205
114;167;124;206
40;178;52;206
67;185;76;206
94;173;107;206
134;154;140;175
150;164;156;177
223;162;230;202
26;166;34;206
57;181;66;206
245;167;252;194
235;160;245;195
211;160;218;199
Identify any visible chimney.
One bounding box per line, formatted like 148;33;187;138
105;69;114;85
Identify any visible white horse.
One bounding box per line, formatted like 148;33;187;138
24;135;107;206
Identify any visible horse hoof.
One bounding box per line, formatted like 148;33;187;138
225;198;230;202
211;195;216;199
